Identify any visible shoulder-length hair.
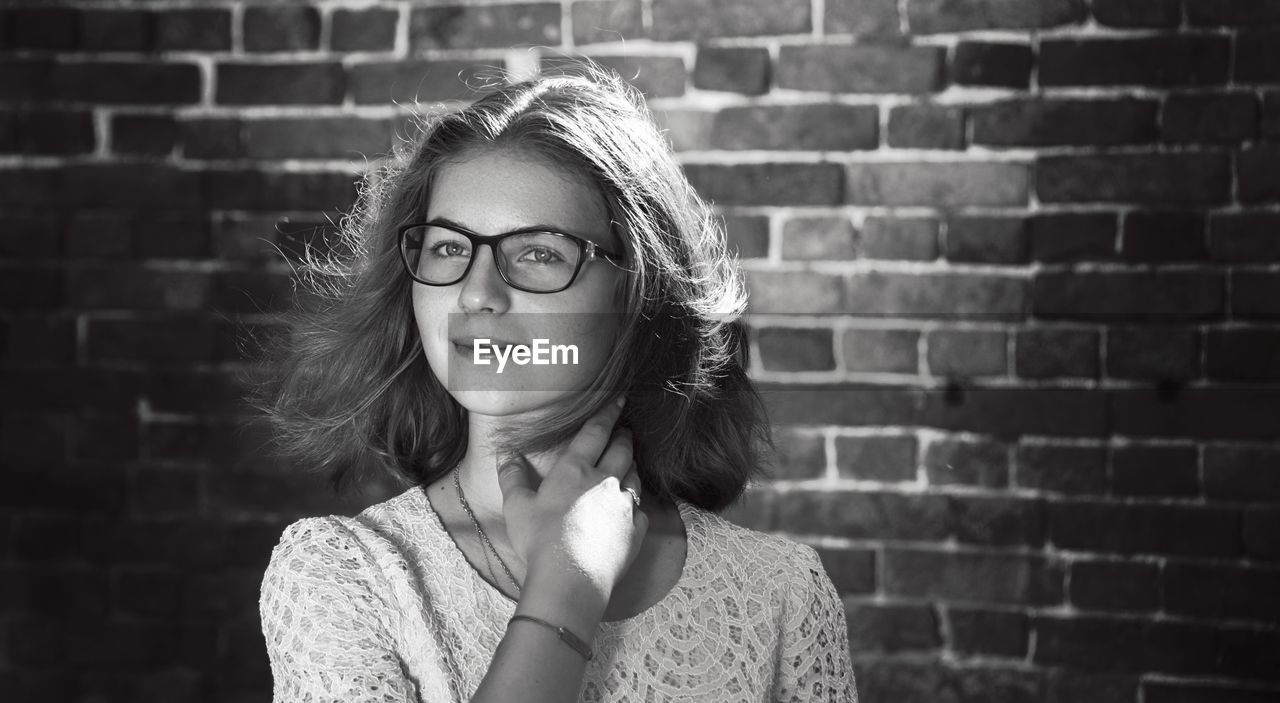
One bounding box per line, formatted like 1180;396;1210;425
254;63;773;512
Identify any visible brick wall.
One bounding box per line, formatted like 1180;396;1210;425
2;1;1278;701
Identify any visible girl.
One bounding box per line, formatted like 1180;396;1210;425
257;65;856;702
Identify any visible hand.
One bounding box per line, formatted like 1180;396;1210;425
496;396;648;607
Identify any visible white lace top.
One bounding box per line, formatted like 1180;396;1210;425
259;485;857;702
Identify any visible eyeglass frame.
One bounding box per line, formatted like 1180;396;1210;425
397;219;628;294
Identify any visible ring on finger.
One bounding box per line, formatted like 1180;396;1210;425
623;486;641;508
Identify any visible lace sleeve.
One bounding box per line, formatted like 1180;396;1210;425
773;545;858;703
259;517;421;703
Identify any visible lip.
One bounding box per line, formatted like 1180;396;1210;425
450;337;521;349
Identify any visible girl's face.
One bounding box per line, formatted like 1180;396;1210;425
412;147;627;418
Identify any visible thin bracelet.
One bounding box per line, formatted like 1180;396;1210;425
508;614;594;661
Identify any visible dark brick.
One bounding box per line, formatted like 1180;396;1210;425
846;603;940;652
1245;507;1280;560
244;6;320;52
65;267;210;311
948;608;1028;657
60;164;203;209
767;428;825;479
813;547;875;594
860;661;1042;703
1216;628;1280;681
1027;212;1117;262
826;0;900;36
692;47;769;94
757;385;920;427
331;8;398;52
4;110;94;156
776;45;943;93
1207;328;1280;381
950;496;1044;546
87;318;215;364
887;104;963;149
1047;671;1139;703
0;214;60;259
711;105;877;151
0;59;53;101
0;316;74;363
1204;445;1280;502
1109;387;1280;441
155;9;230;51
240;117;394;160
1041;37;1230;87
216;63;345;105
1165;563;1280;621
971;98;1157;146
651;0;809;39
1016;442;1108;495
862;216;938;261
1236;30;1280;83
1032;271;1224;321
1187;0;1280;25
1234;272;1280;318
1038;153;1230;204
848;272;1026;320
1048;501;1239;557
1106;326;1200;380
848;161;1029;207
1162;92;1258;143
0;266;62;310
720;214;768;258
180;118;242;159
1015;327;1099;379
9;9;77;50
1238;145;1280;202
1265;92;1280;139
1092;0;1180;26
776;489;950;540
13;514;82;560
1146;682;1280;703
945;216;1027;264
52;61;201;105
410;4;560;50
924;436;1008;487
841;328;919;373
1122;210;1208;262
112;114;177;157
757;327;835;372
926;329;1007;377
781;216;856;260
572;0;643;44
205;169;357;211
350;60;498;103
909;0;1084;33
1033;616;1142;671
884;549;1063;605
951;42;1032;88
685;163;844;206
80;10;153;52
835;435;916;481
1112;444;1199;497
923;387;1109;439
65;212;133;259
211;270;301;314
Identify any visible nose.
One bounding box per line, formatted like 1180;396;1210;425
457;243;510;313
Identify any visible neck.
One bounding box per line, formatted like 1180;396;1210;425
454;412;563;525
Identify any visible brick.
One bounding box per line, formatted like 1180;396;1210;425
131;469;203;516
859;661;1042;703
572;0;643;44
0;59;53;101
240;117;394;160
1048;501;1239;557
781;216;856;260
0;214;60;258
1121;211;1207;262
950;496;1044;546
52;61;201;105
776;45;944;93
653;108;714;151
1015;327;1099;379
812;547;875;594
760;384;922;426
112;114;177;157
924;387;1108;439
1032;616;1141;671
7;566;109;619
1236;31;1280;83
746;271;844;313
951;42;1032;88
332;8;398;52
720;215;767;258
60;164;203;209
1162;92;1257;143
757;327;835;372
883;549;1063;605
1047;671;1138;703
410;4;560;50
180;118;241;159
1017;443;1107;494
244;6;320;52
887;104;963;149
1208;212;1280;261
544;55;687;98
1146;683;1280;703
13;514;83;560
1165;563;1280;621
909;0;1084;33
79;10;153;52
136;212;210;259
847;161;1028;206
65;212;133;259
65;267;211;311
4;110;94;155
945;216;1027;264
1111;444;1199;497
155;9;230;51
686;163;843;206
1238;145;1280;202
692;47;769;94
825;0;901;36
1039;153;1230;204
1032;271;1223;321
1207;329;1280;381
8;9;77;50
1106;326;1199;380
947;608;1027;657
1265;92;1280;139
861;216;938;261
1028;212;1117;263
1216;628;1280;681
1092;0;1180;27
651;0;809;39
846;603;940;652
350;60;498;104
971;99;1156;147
1109;387;1280;441
212;270;300;314
1;316;74;363
842;328;919;373
0;412;71;465
1234;272;1280;318
87;318;216;363
850;272;1025;320
923;436;1008;487
74;411;139;464
0;266;62;310
767;428;825;479
205;169;357;211
835;435;916;481
927;329;1007;377
216;63;345;105
1041;37;1230;87
112;568;185;618
1187;0;1280;25
1245;508;1280;560
711;105;877;151
777;489;949;540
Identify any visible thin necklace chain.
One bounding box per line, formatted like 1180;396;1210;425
453;465;523;592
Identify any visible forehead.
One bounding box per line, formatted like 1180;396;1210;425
425;147;614;242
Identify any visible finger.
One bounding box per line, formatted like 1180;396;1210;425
563;395;626;467
620;462;641;493
495;455;533;504
594;427;633;478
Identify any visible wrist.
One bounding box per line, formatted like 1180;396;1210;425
517;569;607;637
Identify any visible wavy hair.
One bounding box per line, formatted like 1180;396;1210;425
253;63;773;511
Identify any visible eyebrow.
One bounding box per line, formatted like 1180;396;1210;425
426;216;577;238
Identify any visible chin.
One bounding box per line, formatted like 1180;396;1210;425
447;389;568;418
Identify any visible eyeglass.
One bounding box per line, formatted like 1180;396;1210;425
398;219;626;294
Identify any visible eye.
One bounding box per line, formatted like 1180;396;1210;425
429;241;469;258
517;246;566;264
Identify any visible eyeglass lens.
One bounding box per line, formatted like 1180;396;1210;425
403;225;583;292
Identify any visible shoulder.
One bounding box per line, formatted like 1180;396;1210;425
688;503;826;593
